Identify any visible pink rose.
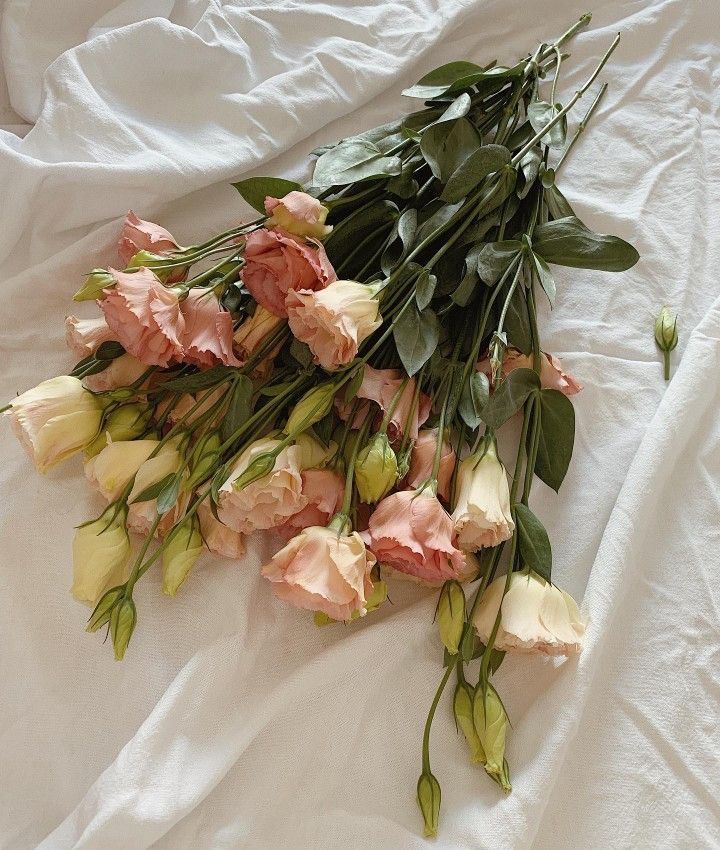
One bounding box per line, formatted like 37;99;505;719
366;489;465;584
261;525;375;621
286;280;381;370
64;315;114;358
197;503;246;559
242;228;336;318
100;268;185;367
277;468;345;541
118;210;181;266
264;191;332;240
477;349;582;395
407;428;456;501
180;288;240;368
335;365;431;443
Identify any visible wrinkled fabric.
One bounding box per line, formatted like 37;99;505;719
1;1;720;849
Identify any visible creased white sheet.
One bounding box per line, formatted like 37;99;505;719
0;1;719;848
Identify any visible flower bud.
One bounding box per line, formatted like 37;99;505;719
473;683;511;792
233;449;278;491
365;578;388;613
354;433;398;503
162;516;203;596
126;249;184;282
265;191;332;240
416;771;441;838
654;305;678;352
72;506;131;604
110;596;137;661
187;431;222;489
285;383;336;436
73;269;116;301
85;404;152;457
453;681;486;764
437;580;465;655
86;585;125;633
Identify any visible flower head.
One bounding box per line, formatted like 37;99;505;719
180;287;240;368
276;468;345;541
72;505;131;604
264;191;332;240
407;428;456;501
64;315;114;358
477;348;582;396
118;211;181;267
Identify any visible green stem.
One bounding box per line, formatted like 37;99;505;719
422;662;455;774
556;82;608;171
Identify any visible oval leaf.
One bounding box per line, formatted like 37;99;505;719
481;368;539;430
393;302;439;376
533;216;639;271
458;370;490;429
313;140;402;187
535;388;575;492
420;118;481;183
514;503;552;582
232;177;303;213
220;375;254;443
402;61;485;99
441;144;511;203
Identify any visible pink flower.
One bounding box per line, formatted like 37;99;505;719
335;366;431;443
366;489;465;584
100;268;185;367
64;315;114;358
286;280;381;370
407;429;456;501
477;349;582;396
262;525;375;621
118;211;181;267
197;503;246;559
233;306;285;362
264;191;332;240
242;228;336;318
277;468;345;541
180;288;240;368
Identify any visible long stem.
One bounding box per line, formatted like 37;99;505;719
556;82;608;170
422;663;455;773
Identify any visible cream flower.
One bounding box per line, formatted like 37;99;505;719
162;516;203;596
286;280;382;370
72;506;131;604
452;443;514;550
197;503;246;559
6;376;103;472
85;438;160;501
64;315;114;358
473;571;585;656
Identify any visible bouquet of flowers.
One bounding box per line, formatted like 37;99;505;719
3;13;638;836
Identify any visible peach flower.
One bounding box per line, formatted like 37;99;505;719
180;288;240;368
276;468;345;541
217;437;306;534
233;306;285;362
118;210;181;266
473;572;585;656
242;228;336;318
83;354;149;392
262;525;375;621
264;191;332;240
197;502;246;559
407;428;456;501
366;489;465;585
477;349;582;395
286;280;381;370
64;315;114;358
100;268;184;367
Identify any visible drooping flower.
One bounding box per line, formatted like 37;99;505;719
5;376;103;472
242;228;336;318
366;489;465;585
217;437;306;534
407;428;456;501
262;525;375;621
264;191;332;240
82;353;150;393
118;211;182;267
64;315;114;358
473;571;585;656
100;268;184;367
276;468;345;540
476;348;582;396
85;438;160;501
197;503;246;559
180;287;240;368
452;442;514;550
286;280;381;370
72;505;131;604
233;305;285;364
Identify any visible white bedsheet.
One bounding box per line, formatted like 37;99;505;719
0;1;718;848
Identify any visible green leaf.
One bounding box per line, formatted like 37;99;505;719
505;120;535;151
458;370;490;429
544;184;575;219
474;240;521;285
517;148;542;200
386;160;420;199
414;200;463;244
324;200;397;269
481;367;539;429
402;61;485;99
393;302;439;376
220;375;253;443
313;140;402;187
514;503;552;582
344;364;365;403
130;472;176;505
533;216;639;271
381;208;417;275
415;270;437;310
157;366;234;394
503;284;533;355
441;143;511;203
95;341;125;361
434;93;472;124
289;337;313;368
156;474;181;516
420;118;481;183
232;177;303;213
527;100;567;148
535;388;575;492
531;251;556;306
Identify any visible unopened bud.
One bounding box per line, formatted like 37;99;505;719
416;771;441;838
453;681;486;764
654;305;678;352
86;585;125;633
187;431;222;489
110;597;137;661
73;269;115;302
285;383;336;435
233;450;277;491
85;404;151;457
365;579;388;613
437;580;465;654
355;433;398;503
162;516;203;596
126;250;183;282
473;683;511;792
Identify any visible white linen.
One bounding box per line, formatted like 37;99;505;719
1;1;718;848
